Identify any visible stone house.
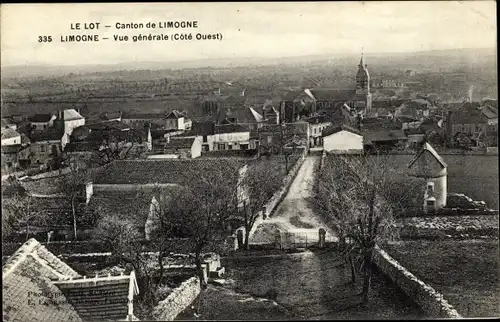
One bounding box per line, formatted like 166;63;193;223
17;128;63;168
57;109;86;137
160;137;202;159
165;110;192;131
408;142;447;214
213;124;257;151
258;122;310;155
2;238;139;321
306;115;333;147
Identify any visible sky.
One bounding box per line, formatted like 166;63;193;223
1;1;497;67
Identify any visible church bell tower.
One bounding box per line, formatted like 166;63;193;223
355;51;372;110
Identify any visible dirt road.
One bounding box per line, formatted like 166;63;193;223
250;155;337;245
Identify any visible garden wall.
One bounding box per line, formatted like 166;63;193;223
152;276;201;321
373;245;462;318
225;150;307;250
248;150;307;238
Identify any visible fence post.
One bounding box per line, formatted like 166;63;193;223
318;228;326;248
274;229;282;250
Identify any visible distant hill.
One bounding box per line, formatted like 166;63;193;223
1;47;496;78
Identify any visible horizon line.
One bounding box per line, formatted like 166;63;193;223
2;46;496;69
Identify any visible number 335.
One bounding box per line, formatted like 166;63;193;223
38;36;52;42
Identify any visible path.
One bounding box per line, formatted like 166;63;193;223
250;155;336;244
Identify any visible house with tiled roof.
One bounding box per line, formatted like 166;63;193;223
363;129;408;153
212;123;257;152
55;109;85;137
166;110;192;131
65;124;153;168
168;121;215;153
306;115;333;147
208;106;265;131
157;136;202;159
16;127;64;169
258;122;310;155
2;238;139;322
322;124;363;154
1;144;23;173
262;101;280;125
121;112;167;129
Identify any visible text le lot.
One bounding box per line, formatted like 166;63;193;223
70;23;101;30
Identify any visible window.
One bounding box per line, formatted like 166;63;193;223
203;135;207;143
218;143;226;150
40;145;46;152
427;182;434;194
267;136;272;144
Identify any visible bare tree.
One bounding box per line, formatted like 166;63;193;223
239;159;284;249
2;181;46;241
169;160;242;289
58;168;91;240
89;131;144;167
313;153;423;304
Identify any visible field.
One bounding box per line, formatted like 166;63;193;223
383;240;500;317
219;250;424;320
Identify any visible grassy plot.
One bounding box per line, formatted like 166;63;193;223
383;239;500;318
218;250;424;320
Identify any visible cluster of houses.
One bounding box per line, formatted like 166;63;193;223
2;54;498;176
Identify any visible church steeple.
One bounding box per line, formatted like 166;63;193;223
356;51;370;94
355;48;372;110
359;49;365;68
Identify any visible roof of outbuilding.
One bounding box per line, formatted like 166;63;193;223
94;159;245;185
166;110;184;119
308;88;356;102
363;130;407;143
408;142;447;169
62;109;84;121
2;238;83;322
322;124;362;137
28;114;54;123
214;124;249;134
165;137;196;149
54;274;138;321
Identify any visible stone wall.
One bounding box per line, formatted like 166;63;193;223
152;276;201;321
373;245;462;318
397;215;499;240
248;150;307;238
